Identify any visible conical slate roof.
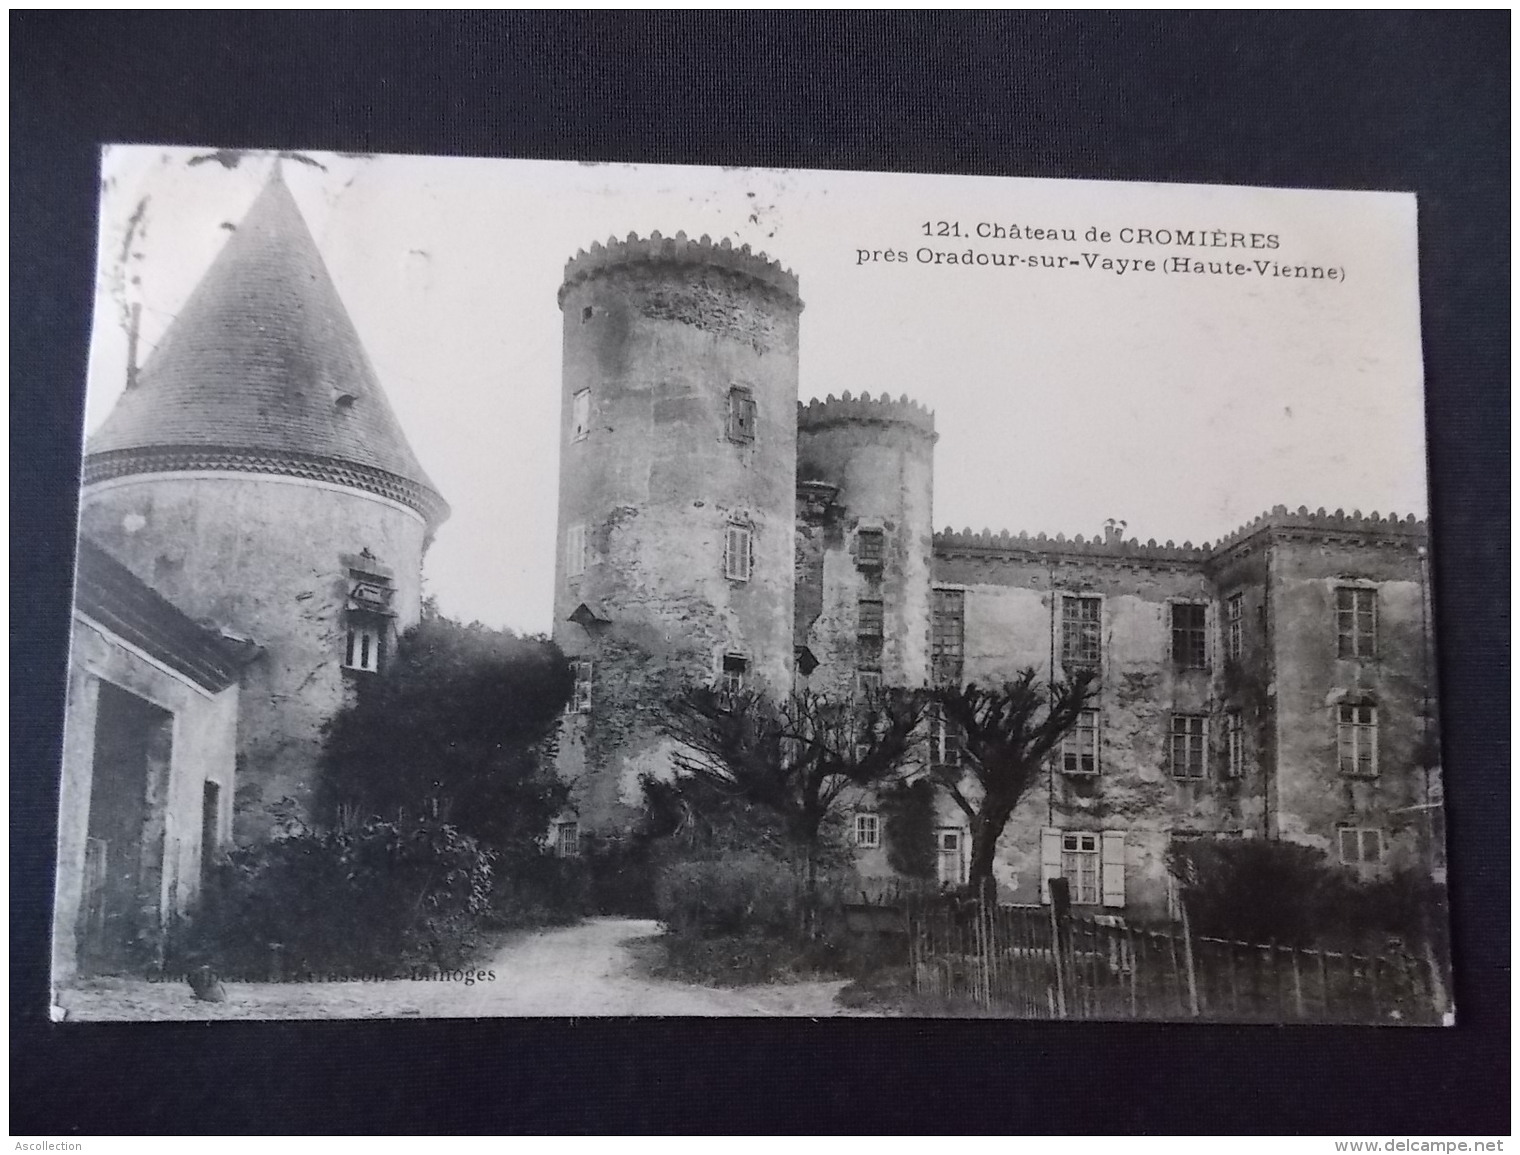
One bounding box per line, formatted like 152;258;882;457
84;169;448;529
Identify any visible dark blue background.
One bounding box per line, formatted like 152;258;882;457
11;11;1509;1136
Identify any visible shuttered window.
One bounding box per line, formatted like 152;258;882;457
726;387;756;443
724;525;753;581
565;523;587;578
1042;828;1125;907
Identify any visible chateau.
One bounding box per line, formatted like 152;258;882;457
54;179;1442;986
550;232;1442;915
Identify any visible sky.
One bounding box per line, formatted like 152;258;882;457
85;147;1431;635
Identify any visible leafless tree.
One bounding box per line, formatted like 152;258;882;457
932;668;1099;900
660;683;930;935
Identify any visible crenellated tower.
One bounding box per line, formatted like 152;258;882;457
553;232;803;830
795;391;937;694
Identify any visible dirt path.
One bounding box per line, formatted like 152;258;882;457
58;918;864;1020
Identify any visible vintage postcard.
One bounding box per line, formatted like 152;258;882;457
53;147;1450;1022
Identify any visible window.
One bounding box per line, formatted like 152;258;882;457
853;812;881;849
1061;595;1102;667
1043;829;1126;907
856;669;883;697
571;389;591;441
565;523;587;579
726;386;756;443
566;659;593;714
1171;602;1208;669
1226;593;1244;661
930;711;962;769
1337;703;1378;777
931;588;965;686
1337;587;1377;658
344;621;384;672
1226;710;1245;778
719;653;748;695
1060;833;1101;904
857;598;884;638
1169;714;1208;779
1060;710;1100;775
1338;827;1383;867
724;524;753;582
556;821;581;858
856;528;884;568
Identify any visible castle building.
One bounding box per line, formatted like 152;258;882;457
56;169;447;981
552;235;1440;918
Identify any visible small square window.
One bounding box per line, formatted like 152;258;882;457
1171;602;1208;669
726;387;756;443
724;524;753;582
1336;587;1377;659
571;389;591;442
856;669;883;697
856;528;884;568
854;812;881;849
1338;827;1383;867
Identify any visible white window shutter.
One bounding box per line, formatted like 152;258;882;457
1101;830;1126;908
1040;827;1061;905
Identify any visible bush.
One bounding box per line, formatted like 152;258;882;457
1167;838;1448;948
486;847;591;927
173;815;494;978
653;851;801;939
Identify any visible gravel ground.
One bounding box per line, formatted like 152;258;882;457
56;918;869;1020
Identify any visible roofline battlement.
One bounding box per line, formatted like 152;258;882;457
559;231;801;306
797;391;937;439
933;506;1429;566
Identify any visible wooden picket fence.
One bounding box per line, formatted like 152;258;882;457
906;899;1452;1024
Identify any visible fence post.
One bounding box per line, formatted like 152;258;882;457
1124;922;1139;1020
1047;880;1069;1019
1290;946;1305;1020
1178;899;1201;1018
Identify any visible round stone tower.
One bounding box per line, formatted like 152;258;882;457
554;232;803;830
795;392;937;693
77;168;448;841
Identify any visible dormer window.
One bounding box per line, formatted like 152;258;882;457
343;568;395;673
726;386;756;443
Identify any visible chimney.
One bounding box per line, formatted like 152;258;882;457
1103;518;1127;545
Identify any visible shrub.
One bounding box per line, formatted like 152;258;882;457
486;847;591;927
173;814;494;978
1167;837;1449;949
653;851;801;939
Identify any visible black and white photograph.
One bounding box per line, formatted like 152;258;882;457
51;145;1453;1025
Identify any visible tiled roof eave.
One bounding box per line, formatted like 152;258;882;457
82;444;450;530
